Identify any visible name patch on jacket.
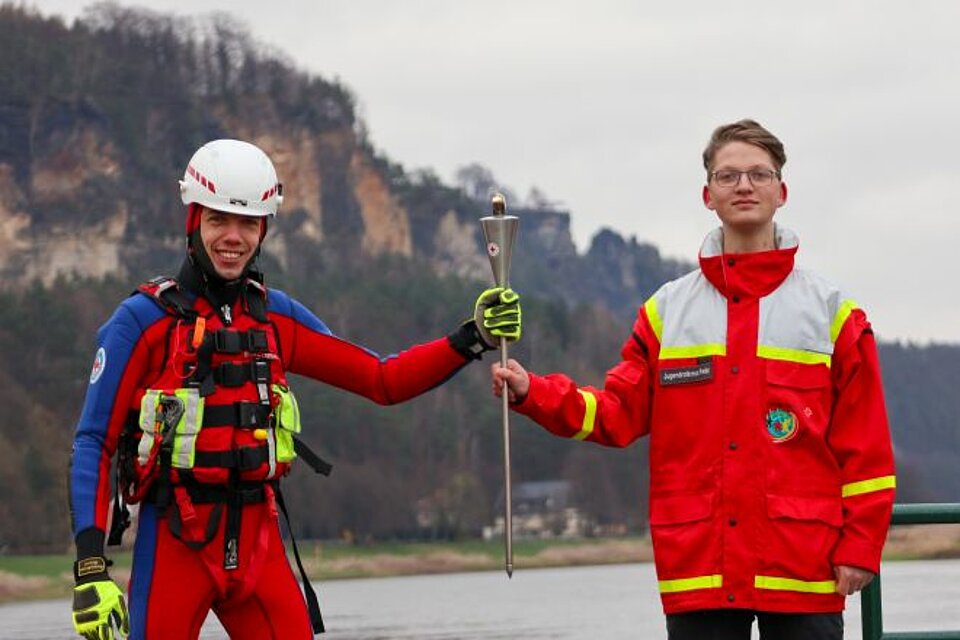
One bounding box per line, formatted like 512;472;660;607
660;360;713;385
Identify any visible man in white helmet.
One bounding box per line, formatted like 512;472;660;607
68;139;520;639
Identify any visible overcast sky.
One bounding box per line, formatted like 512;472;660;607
38;1;960;344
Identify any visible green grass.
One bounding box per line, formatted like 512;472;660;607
0;552;132;578
0;536;635;582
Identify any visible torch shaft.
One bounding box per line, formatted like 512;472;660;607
500;335;513;577
482;192;517;578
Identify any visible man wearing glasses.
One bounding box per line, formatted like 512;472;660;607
492;119;896;639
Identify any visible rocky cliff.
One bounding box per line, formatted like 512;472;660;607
0;4;683;312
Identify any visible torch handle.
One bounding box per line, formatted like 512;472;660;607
500;335;514;577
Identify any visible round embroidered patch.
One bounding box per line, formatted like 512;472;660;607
90;347;106;384
766;408;799;443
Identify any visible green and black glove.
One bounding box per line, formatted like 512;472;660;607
474;286;521;344
448;287;522;360
72;555;129;640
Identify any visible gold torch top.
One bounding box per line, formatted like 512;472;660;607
491;192;506;217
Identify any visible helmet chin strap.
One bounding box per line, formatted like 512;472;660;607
187;229;261;289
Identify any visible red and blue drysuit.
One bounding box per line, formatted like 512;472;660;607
70;269;472;639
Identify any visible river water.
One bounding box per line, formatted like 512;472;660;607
2;560;958;639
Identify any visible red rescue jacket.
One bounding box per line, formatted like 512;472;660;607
515;227;896;614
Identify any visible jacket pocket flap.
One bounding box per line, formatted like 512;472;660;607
767;494;842;527
650;492;714;526
765;360;830;390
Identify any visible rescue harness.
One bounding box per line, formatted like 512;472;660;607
108;274;331;633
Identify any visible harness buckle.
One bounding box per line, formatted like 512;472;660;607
247;330;269;352
214;329;243;354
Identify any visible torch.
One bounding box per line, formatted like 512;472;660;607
480;192;519;577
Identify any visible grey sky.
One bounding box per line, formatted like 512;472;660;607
38;1;960;343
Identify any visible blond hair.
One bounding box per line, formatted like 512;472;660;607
702;119;786;175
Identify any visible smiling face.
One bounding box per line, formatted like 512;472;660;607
702;141;788;253
198;207;263;281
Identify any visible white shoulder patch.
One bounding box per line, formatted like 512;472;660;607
90;347;107;384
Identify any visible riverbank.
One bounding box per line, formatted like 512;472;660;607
0;537;655;604
2;524;958;604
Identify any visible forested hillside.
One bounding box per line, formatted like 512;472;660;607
0;4;956;552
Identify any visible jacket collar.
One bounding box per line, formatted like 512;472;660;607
698;225;798;299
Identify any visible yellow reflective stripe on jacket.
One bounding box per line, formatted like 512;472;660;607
757;345;832;367
659;343;726;360
830;299;859;343
659;574;723;593
573;389;597;441
842;474;897;498
644;297;663;342
754;575;837;594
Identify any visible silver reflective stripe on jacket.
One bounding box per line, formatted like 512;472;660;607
646;272;727;360
758;268;851;366
137;390;163;465
646;227;856;364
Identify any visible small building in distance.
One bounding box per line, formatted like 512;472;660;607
484;480;595;540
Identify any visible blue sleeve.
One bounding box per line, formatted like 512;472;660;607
267;288;333;336
70;295;165;536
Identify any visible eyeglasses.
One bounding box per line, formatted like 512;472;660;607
710;168;781;188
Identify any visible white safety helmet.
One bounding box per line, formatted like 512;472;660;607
179;139;282;217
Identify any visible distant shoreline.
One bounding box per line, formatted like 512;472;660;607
2;525;958;604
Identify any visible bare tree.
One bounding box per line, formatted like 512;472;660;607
454;162;515;204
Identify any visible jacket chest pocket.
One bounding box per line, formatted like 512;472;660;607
763;360;832;444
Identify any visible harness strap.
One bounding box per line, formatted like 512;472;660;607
275;485;325;634
213;359;271;387
138;276;197;319
223;471;242;570
203;402;272;428
108;424;138;545
107;489;131;546
193;446;271;471
294;437;333;476
213;328;270;354
191;334;218;397
161;481;270;555
177;481;269;505
244;275;270;323
167;487;223;551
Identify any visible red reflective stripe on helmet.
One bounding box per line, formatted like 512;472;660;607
189;165;218;194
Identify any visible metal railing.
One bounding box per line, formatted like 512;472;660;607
861;503;960;640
